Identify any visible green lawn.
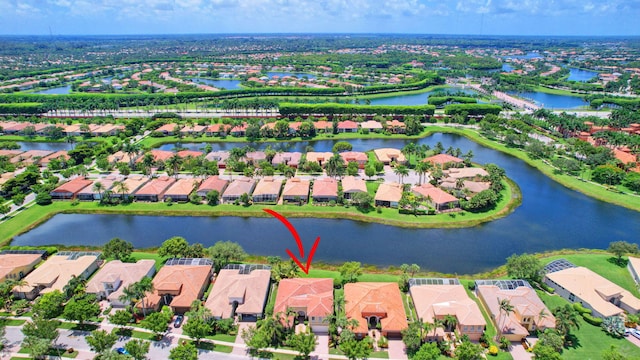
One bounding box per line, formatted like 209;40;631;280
131;330;158;341
205;333;237;342
129;251;167;271
0;318;25;326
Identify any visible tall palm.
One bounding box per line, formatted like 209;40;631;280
325;153;345;179
432;318;444;340
455;178;465;190
497;298;515;340
537;309;548;329
119;284;139;313
92;181;105;202
443;314;458;334
134;277;154;316
123;142;141;168
166;153;183;178
414;162;429;185
553;304;580;338
113;181;129;200
394;165;409;184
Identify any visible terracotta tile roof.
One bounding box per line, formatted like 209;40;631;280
177;150;204;158
313;121;332;130
545;266;640;317
613;149;637;164
275;278;333;317
39;151;69;165
164;178;200;197
86;260;155;302
337;120;359;130
147;263;212;310
345;282;408;334
118;176;149;195
197;176;229;195
312;178;338;197
306;152;334;164
272;152;302;167
282;178;310;198
385;120;406;128
205;267;271;319
156;123;178;133
410;284;486;330
411;185;458;204
340;152;368;163
341;176;367;194
0;150;23;158
425;154;463;166
51;177;94;195
374;182;403;203
134;176;176;197
149;150;174;162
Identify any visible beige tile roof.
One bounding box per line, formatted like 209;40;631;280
425;154;463;166
373;148;406;164
345;282;408;335
223;178;256;197
86;260;155;302
14;253;100;295
629;257;640;281
0;253;42;280
197;176;229;194
134;176;176;196
252;177;283;196
340;152;368;164
545;266;640;317
282;178;310;198
306;152;334;164
274;278;333;317
444;167;489;179
205;268;271;319
360;120;383;130
272;152;302;167
312;178;338;198
341;176;367;194
374;182;403;203
164;178;200;197
118;176;149;195
410;284;486;329
477;285;555;336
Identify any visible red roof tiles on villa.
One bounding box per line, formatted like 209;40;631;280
312;178;338;198
425;154;463;166
197;176;229;196
344;282;408;336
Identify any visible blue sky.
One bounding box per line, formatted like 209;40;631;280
1;0;639;36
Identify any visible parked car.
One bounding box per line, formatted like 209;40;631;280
625;328;632;337
174;315;184;328
116;348;129;355
631;329;640;340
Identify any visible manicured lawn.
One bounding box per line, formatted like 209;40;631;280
18;347;78;358
131;329;158;341
205;333;237;342
368;350;389;358
0;318;25;326
57;322;98;331
129;251;167;271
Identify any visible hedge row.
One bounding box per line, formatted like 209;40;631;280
444;104;503;116
590;97;640;109
0;103;46;115
428;96;477;106
582;313;603;326
278;103;436;116
573;302;592;314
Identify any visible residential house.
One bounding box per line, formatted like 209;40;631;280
0;250;45;282
305;152;334;167
274;278;333;333
337;120;359;133
142;258;212;314
412;184;459;211
85;260;156;307
155;123;178;136
230;123;248;137
245;151;267;166
147;150;174;163
312;178;338;203
196;176;229;198
50;177;94;200
76;177;119;201
628;257;640;284
409;278;485;341
444;167;488;179
374;148;407;165
385;120;406;134
163;178;200;202
180;125;206;136
39;151;70;167
176;150;204;159
111;176;149;200
221;178;256;203
344;282;408;339
360;120;383;132
133;176;176;202
205;264;271;321
313;121;333;133
475;279;555;341
424;154;463;167
252;177;282;204
544;260;640;318
440;179;490;194
205;151;230;168
11;150;53;165
282;178;311;203
374;182;403;208
341;176;367;200
340;152;368;169
272;152;302;168
205;123;228;137
13;251;101;300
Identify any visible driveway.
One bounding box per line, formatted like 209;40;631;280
311;333;329;360
232;322;252;356
387;339;407;360
510;343;533;360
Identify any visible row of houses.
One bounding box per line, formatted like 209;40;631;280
50;174;470;211
0;149;69;167
8;250;640;342
0;121;124;137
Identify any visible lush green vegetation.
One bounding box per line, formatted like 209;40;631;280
278;102;436;116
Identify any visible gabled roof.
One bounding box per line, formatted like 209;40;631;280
253;177;282;196
164;178;200;197
337;120;359;129
14;252;100;295
134;176;176;196
545;266;640;317
0;253;43;280
341;176;367;193
340;151;368;163
306;152;334;163
312;178;338;197
614;149;637;164
444;167;488;179
374;182;403;202
345;282;408;334
410;284;485;327
282;178;310;197
274;278;333;317
223;178;256;197
118;176;149;195
272;152;302;166
205;267;271;318
146;262;211;310
373;148;406;163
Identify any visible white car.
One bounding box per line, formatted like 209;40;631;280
631;329;640;340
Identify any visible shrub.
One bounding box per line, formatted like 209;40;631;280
573;303;592;314
35;192;52;205
583;313;603;326
540;282;555;294
488;345;498;356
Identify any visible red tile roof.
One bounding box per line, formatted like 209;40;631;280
425;154;463;166
274;278;333;317
345;282;408;335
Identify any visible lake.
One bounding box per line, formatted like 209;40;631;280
507;91;589;109
17;141;75;151
266;72;317;80
192;78;242;90
567;68;598;82
363;87;479;106
502;52;544;60
34;85;71;95
15;133;640;274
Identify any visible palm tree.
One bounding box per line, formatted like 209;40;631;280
497;298;515;340
443;314;458;335
414;162;430;185
92;181;105;202
63;275;86;299
134;277;154;316
455;178;465;190
537;309;548;329
166;153;183;178
123;142;141;168
325;153;345;179
119;283;139;313
394;165;409;184
432;318;445;340
113;181;129;201
553;304;580;338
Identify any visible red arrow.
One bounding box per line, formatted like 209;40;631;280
263;209;320;274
